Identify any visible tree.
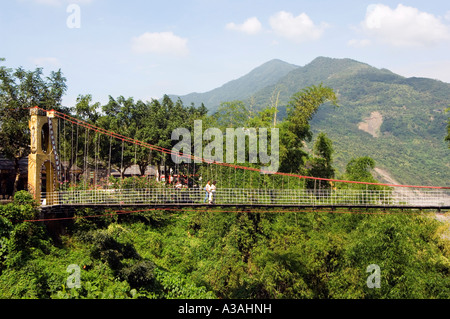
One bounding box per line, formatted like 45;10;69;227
278;84;338;173
341;156;384;190
99;96;142;178
285;83;338;142
96;95;208;183
0;59;67;193
74;94;100;122
305;132;335;189
345;157;376;181
213;101;250;129
313;132;334;163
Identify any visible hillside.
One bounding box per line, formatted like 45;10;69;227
258;57;450;186
170;57;450;186
168;59;298;109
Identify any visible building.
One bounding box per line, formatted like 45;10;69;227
0;155;28;199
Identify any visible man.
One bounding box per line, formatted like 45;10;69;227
203;180;211;203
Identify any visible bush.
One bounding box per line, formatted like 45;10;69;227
0;263;51;298
120;260;155;288
154;268;215;299
0;191;39;224
13;190;37;206
6;222;50;268
78;229;137;270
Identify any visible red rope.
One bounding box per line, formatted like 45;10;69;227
29;106;450;190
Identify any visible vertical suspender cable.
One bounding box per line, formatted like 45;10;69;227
121;139;124;180
108;134;112;180
95;132;99;187
70;122;74;184
74;123;78;184
134;143;137;189
63;117;66;184
84;128;89;189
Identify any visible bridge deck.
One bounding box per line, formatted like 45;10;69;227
39;188;450;213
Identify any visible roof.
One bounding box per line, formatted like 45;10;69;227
0;155;28;173
111;164;158;176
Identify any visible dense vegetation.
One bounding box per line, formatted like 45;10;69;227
1;59;449;299
0;191;449;299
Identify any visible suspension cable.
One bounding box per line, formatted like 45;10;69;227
28;107;450;190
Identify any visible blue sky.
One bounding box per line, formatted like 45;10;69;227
2;0;450;107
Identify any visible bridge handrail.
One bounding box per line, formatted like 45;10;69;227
40;187;450;208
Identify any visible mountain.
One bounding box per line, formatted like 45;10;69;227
170;57;450;186
168;59;298;109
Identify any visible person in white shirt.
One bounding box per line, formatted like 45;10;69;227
209;181;216;204
203;180;211;203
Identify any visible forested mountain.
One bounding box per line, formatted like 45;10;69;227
168;59;298;110
171;57;450;186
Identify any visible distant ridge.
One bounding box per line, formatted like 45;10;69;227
168;59;298;110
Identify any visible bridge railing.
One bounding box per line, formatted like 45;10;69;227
40;187;450;208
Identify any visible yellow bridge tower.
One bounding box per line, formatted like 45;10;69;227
28;107;61;205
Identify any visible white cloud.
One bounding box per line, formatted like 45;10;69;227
31;57;62;68
361;4;450;47
226;17;262;35
269;11;328;43
131;32;189;56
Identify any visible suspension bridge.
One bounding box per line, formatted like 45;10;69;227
26;107;450;214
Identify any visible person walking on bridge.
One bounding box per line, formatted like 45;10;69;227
203;180;211;203
209;181;216;204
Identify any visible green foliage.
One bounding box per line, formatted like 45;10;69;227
0;193;51;271
338;156;386;191
313;132;334;163
276;84;339;174
0;261;52;298
0;191;38;224
304;132;335;189
345;156;376;181
110;176;162;189
63;93;208;186
286;83;338;142
154;268;215;299
0;206;448;299
344;214;450;298
120;260;155;288
213;100;250;129
0;59;67;193
13;190;37;206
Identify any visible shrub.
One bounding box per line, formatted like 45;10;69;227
13;190;37;206
0;191;39;224
120;260;155;288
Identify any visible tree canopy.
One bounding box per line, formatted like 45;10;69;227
0;59;67;192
